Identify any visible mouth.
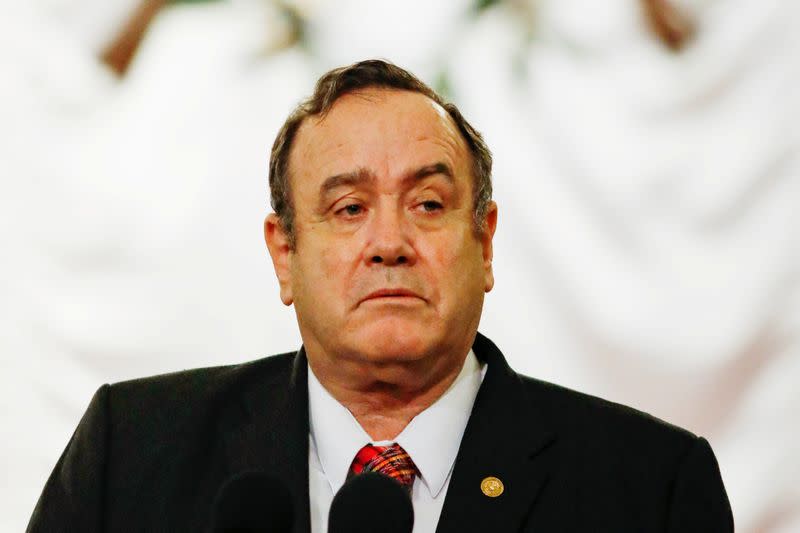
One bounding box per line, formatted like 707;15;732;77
360;288;425;304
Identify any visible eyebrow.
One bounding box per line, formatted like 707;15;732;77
410;162;454;183
319;168;375;197
318;162;454;198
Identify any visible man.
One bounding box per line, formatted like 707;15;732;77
28;60;733;532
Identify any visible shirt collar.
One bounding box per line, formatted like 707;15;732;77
308;349;486;498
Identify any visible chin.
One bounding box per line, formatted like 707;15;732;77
354;321;436;363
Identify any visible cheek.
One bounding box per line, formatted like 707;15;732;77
319;251;338;280
309;242;357;292
427;232;484;286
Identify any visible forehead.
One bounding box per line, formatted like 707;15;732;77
289;88;471;192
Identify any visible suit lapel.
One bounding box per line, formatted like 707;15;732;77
220;349;311;533
215;336;554;533
436;333;556;533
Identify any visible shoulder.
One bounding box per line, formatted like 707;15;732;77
110;351;296;399
516;373;699;462
513;375;732;528
99;351;297;435
475;332;699;458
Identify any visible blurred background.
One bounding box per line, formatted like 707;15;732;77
1;0;798;530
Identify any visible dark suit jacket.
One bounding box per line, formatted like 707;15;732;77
28;333;733;532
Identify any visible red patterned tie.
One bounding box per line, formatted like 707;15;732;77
348;443;418;491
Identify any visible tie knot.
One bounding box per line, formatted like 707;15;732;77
348;443;418;489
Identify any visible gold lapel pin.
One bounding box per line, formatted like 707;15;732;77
480;476;504;498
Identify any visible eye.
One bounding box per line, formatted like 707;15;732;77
419;200;444;213
336;203;364;217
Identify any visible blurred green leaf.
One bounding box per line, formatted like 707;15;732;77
473;0;502;13
433;70;453;101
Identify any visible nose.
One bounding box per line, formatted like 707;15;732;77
363;204;416;267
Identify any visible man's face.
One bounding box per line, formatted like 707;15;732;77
266;88;496;370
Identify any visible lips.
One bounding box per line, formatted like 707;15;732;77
360;288;424;304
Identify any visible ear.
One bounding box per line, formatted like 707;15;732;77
481;201;498;293
264;214;294;306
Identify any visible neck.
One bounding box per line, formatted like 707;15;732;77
308;350;467;441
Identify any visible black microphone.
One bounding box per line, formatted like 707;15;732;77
328;473;414;533
210;471;294;533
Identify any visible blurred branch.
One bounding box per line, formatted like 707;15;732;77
100;0;168;76
263;1;307;54
473;0;694;53
100;0;304;76
641;0;696;51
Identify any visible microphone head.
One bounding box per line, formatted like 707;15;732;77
328;473;414;533
211;471;294;533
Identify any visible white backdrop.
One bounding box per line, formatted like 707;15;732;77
2;0;798;531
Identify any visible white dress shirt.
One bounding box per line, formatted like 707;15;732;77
308;350;487;533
